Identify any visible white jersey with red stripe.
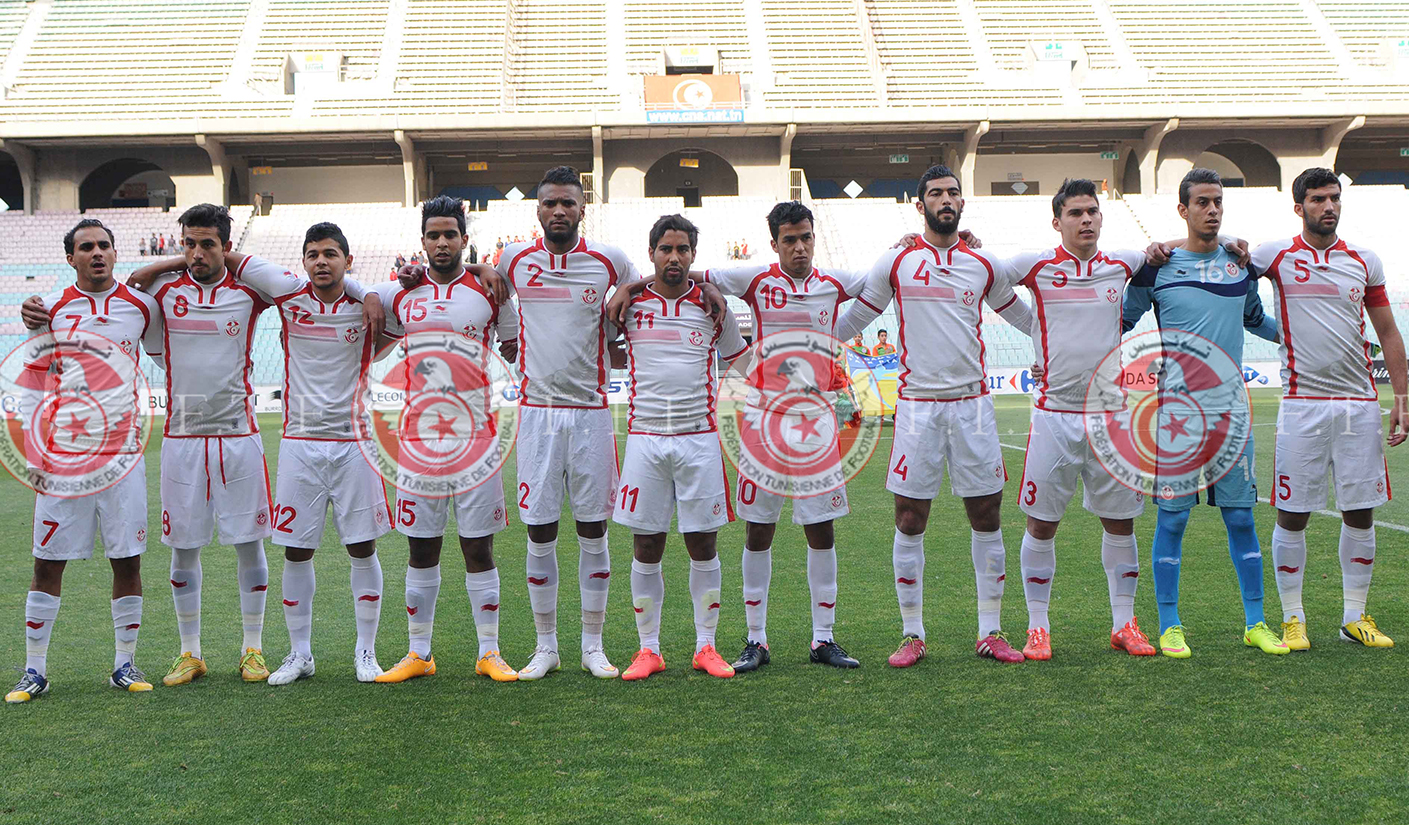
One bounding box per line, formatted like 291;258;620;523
856;238;1022;401
498;237;641;408
149;256;307;437
1252;235;1388;400
703;262;865;338
623;283;747;436
274;285;375;440
1016;246;1144;413
22;283;163;453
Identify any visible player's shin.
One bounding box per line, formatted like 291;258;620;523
170;547;203;658
893;529;926;640
1101;531;1139;630
282;558;315;658
972;529;1006;638
405;564;441;657
1339;524;1376;625
631;560;664;654
465;568;501;657
807;545;838;645
689;556;723;652
526;538;559;651
23;591;60;677
1271;523;1308;623
578;533;610;652
1220;508;1265;627
234;540;269;652
1020;531;1055;631
112;595;142;671
1152;509;1189;633
349;551;383;654
741;545;772;645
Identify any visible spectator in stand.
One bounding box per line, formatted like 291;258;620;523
870;329;896;357
848;334;868;355
149;233;158;256
395;254;407;270
469;241;479;265
741;241;749;259
157;235;166;255
168;233;177;253
139;236;148;257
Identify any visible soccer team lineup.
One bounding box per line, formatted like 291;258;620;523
8;160;1407;704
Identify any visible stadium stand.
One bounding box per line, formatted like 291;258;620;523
506;0;614;111
622;0;753;75
760;0;880;106
249;0;391;85
972;0;1119;71
0;0;27;62
1316;0;1409;69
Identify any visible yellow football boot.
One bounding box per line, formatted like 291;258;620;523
475;651;519;682
1281;617;1310;651
162;652;208;687
1341;614;1394;648
375;651;437;683
239;648;270;682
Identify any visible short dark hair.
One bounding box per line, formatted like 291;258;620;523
1052;178;1099;217
538;165;584;196
766;201;815;240
649;213;698;250
878;329;888;335
64;218;116;256
421;195;466;235
1292;167;1341;205
304;222;350;256
1179;168;1222;206
178;203;232;244
918;164;960;199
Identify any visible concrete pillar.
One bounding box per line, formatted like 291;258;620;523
1136;118;1178;195
957;121;989;194
1275;115;1366;190
0;139;37;213
394;129;419;207
779;123;796;201
591;125;604;203
195;135;228;207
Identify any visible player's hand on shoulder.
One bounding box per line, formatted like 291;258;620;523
700;281;728;320
1144;241;1176;266
959;229;981;249
470;264;508;304
893;233;922;249
361;291;386;341
21;295;47;330
397;264;426;291
1222;237;1251;269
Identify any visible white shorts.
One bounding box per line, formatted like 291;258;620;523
613;432;732;534
1019;410;1145;522
1272;398;1390;512
273;439;393;548
515;405;619;525
33;457;149;561
736;477;849;526
160;435;273;548
395;466;509;539
886;396;1006;500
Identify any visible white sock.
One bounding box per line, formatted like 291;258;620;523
170;547;203;659
689;556;723;652
526;538;559;651
1340;524;1376;626
972;529;1006;638
741;546;772;646
465;568;501;658
234;540;268;651
807;545;838;645
893;529;926;640
349;552;383;654
578;533;610;652
405;565;441;658
282;558;315;658
1020;531;1055;631
631;559;664;654
1271;524;1307;623
111;595;142;671
1101;531;1139;631
23;591;60;677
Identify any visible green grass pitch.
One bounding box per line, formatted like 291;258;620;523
1;389;1407;824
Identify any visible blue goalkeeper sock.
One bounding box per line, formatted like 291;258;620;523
1220;506;1265;628
1152;508;1189;633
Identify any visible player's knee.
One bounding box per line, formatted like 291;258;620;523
1342;508;1374;531
1219;506;1254;532
1026;517;1058;541
31;558;66;591
283;546;315;563
1156;508;1191;535
894;509;926;536
964;494;1002;533
1275;509;1311;531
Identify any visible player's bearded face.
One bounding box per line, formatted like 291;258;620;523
921;181;963;235
651;229;695;287
1298;186;1340;236
183;227;229;283
422;218;465;276
537;184;583;245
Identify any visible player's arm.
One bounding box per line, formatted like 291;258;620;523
1241;267;1280;343
1121;264;1158;333
834;253;895;341
140;295;167;371
716;306;750;368
1363;255;1407;446
1145;236;1251;267
985;255;1033;336
494;299;520;363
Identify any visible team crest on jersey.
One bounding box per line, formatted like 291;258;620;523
1106;287;1120;303
136;528;146;542
119;338;134;353
717;329;881;501
818;309;830;327
1225;262;1239;277
581;287;599;305
0;330;153;498
1349;287;1362;304
344;327;361;343
461;323;479;341
356;330;519;499
962;290;976;306
712;502;722;516
830;493;843;508
689;330;705;347
1084;329;1251;501
225;318;241;337
256;511;268;526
